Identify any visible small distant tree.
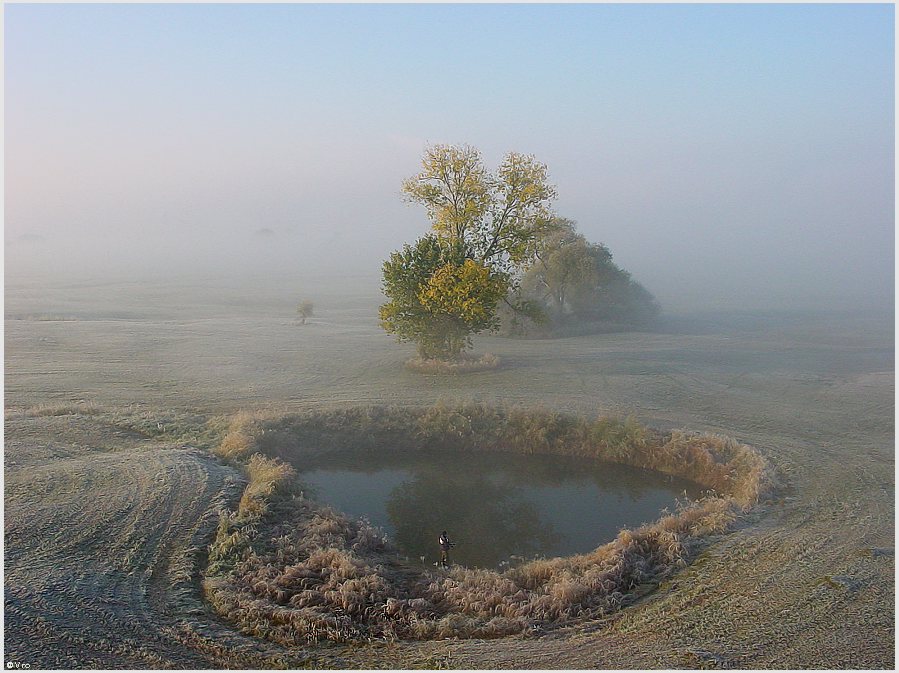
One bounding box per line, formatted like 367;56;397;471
297;300;314;325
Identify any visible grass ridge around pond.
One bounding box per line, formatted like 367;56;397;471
202;403;773;643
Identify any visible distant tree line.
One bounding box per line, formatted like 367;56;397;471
503;218;660;337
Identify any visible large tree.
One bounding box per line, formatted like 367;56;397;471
381;144;557;360
379;235;507;360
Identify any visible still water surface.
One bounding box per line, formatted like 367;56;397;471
301;451;701;568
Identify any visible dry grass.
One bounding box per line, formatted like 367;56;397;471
206;451;296;577
24;401;104;417
203;403;772;644
213;410;275;461
405;353;501;374
14;401;241;452
237;454;296;519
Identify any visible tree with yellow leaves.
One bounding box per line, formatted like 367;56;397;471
401;144;557;275
381;144;557;361
379;236;506;360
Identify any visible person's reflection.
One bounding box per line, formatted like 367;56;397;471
385;467;560;568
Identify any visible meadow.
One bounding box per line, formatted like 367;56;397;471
4;274;894;668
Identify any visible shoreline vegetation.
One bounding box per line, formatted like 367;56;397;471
202;403;773;644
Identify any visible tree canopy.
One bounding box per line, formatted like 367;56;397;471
517;219;660;331
379;235;507;360
401;144;557;275
296;300;314;325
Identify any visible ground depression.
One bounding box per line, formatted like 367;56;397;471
201;404;772;644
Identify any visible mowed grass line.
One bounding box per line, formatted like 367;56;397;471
202;403;772;644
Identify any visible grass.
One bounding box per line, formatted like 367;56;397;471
18;402;233;450
213;410;272;460
24;401;104;417
8;313;82;321
203;403;772;644
405;353;501;374
206;451;296;577
238;453;296;519
6;278;891;667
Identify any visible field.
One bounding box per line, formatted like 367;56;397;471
4;275;894;669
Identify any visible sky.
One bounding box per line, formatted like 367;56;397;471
5;3;894;311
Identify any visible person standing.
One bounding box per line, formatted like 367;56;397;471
438;530;454;569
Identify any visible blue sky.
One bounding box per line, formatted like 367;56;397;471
6;3;894;310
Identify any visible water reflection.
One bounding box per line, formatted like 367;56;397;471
301;450;700;568
385;467;560;568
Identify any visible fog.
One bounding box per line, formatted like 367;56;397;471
6;4;894;314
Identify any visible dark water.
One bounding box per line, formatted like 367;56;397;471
300;451;701;569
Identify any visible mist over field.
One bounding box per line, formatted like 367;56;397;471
5;3;893;314
4;4;895;669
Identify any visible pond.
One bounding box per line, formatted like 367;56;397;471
300;450;702;569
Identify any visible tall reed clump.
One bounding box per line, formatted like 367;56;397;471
205;450;296;578
203;403;773;644
213;410;272;461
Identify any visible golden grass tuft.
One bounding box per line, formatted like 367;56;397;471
237;454;295;520
405;353;500;374
213;410;275;460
